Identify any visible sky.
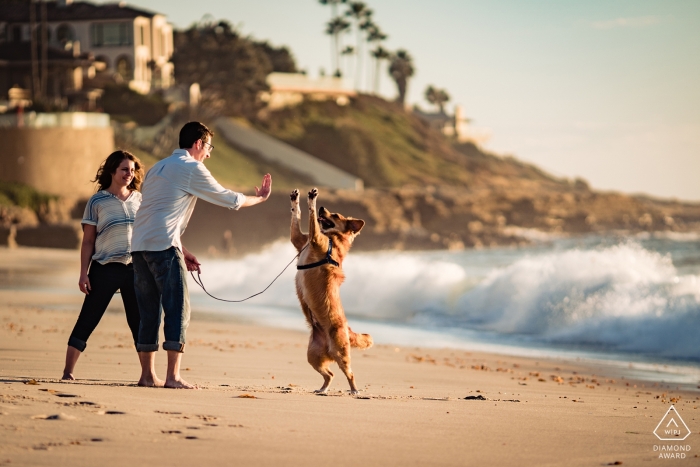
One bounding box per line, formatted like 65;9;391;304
101;0;700;200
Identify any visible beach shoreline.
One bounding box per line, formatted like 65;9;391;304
1;246;699;466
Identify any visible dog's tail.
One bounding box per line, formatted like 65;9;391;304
348;327;373;349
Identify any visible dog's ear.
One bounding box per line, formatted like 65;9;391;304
347;219;365;234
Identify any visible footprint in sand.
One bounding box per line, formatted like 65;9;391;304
185;436;198;440
161;430;181;434
196;415;218;422
31;413;77;420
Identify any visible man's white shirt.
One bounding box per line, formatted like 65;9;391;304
132;149;246;252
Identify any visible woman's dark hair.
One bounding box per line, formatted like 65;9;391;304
93;150;144;192
179;121;214;149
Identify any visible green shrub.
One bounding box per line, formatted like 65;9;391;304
0;182;57;213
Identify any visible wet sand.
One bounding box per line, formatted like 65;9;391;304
0;247;698;466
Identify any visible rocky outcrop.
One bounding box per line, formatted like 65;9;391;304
0;197;83;249
181;187;700;256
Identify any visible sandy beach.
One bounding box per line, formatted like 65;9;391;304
0;247;698;466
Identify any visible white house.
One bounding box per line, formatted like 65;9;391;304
0;0;174;95
261;72;356;109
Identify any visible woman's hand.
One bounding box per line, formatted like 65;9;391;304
79;272;91;294
79;224;96;295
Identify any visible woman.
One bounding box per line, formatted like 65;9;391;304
62;150;147;381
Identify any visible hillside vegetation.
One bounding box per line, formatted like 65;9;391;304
116;94;700;254
255;95;565;190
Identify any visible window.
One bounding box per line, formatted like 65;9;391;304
116;56;133;81
9;24;23;42
91;22;133;47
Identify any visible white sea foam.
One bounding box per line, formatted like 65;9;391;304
453;242;700;359
190;240;700;361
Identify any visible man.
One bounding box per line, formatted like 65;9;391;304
132;121;271;389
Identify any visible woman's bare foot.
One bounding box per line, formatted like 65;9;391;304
63;346;81;381
138;375;165;387
164;377;198;389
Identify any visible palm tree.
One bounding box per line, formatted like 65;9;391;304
341;45;355;80
319;0;348;18
366;25;387;92
370;46;389;94
326;16;351;77
389;49;414;106
345;2;371;89
319;0;348;75
425;85;450;114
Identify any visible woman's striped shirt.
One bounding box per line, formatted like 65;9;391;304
82;190;142;265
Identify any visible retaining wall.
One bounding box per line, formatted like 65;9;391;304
0;126;114;198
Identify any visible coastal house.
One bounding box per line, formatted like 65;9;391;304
0;0;174;105
261;72;356;110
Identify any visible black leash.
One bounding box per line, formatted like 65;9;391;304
191;239;340;303
190;244;308;303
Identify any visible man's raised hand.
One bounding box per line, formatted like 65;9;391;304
255;173;272;200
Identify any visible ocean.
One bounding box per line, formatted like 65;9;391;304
188;232;700;386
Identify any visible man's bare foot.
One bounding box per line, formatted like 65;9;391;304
138;376;165;387
164;378;198;389
61;373;75;380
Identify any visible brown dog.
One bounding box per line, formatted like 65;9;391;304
290;188;372;394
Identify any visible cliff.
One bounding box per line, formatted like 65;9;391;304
5;95;700;253
177;95;700;254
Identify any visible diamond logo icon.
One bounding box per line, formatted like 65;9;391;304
654;405;691;441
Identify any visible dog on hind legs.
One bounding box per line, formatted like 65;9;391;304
290;188;373;395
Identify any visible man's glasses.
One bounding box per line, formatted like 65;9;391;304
203;141;214;152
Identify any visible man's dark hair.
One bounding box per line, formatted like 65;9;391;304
179;121;214;149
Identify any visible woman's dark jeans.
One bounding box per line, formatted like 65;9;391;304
132;247;190;353
68;261;140;352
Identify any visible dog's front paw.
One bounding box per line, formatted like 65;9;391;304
290;189;299;202
308;188;318;200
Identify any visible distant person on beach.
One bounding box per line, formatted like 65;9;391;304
132;121;271;389
63;150;144;380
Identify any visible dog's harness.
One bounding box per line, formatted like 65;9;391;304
297;241;339;270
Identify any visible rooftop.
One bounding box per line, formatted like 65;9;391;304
0;1;158;23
